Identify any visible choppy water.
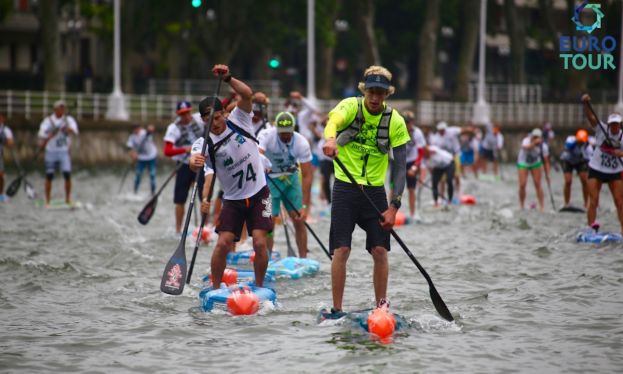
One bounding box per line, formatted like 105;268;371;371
1;166;622;373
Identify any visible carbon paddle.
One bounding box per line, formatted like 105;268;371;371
137;163;181;225
187;173;218;285
334;157;454;322
266;175;332;260
7;148;37;199
281;205;296;257
161;75;223;295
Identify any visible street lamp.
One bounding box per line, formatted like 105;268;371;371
472;0;490;125
106;0;129;120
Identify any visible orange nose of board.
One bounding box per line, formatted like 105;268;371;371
367;306;396;338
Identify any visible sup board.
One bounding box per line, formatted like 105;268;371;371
576;230;622;244
35;199;82;210
317;308;406;333
199;285;277;313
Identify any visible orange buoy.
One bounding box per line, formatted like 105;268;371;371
226;288;260;315
192;226;212;243
209;268;238;286
459;194;476;205
394;211;406;226
367;306;396;339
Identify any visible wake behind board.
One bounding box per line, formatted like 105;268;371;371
318;308;406;334
35;199;82;210
199;285;277;314
576;230;622;244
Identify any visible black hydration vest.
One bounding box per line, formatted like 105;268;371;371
336;96;392;154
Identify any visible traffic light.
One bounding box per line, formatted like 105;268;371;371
191;0;202;8
268;57;281;69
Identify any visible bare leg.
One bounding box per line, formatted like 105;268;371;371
563;172;573;206
518;168;528;209
579;171;589;208
64;176;72;204
331;247;350;311
371;246;389;306
44;177;52;206
175;203;184;233
211;231;235;288
408;187;416;216
587;178;602;226
532;167;544;212
251;229;269;287
608;180;623;233
290;210;308;258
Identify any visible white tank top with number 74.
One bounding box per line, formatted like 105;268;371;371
191;107;267;200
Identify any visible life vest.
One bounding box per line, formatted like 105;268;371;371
175;118;203;147
336;96;392;154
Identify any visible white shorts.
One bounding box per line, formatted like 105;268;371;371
45;150;72;174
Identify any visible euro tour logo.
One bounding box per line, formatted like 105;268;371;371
559;1;617;70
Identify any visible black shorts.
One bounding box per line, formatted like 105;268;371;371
588;167;622;183
217;185;274;242
173;163;205;204
561;161;588;174
389;162;418;189
479;148;495;162
329;179;390;254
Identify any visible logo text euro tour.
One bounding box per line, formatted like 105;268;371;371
559;1;616;70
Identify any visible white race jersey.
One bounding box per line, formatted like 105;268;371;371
127;129;157;161
406;126;426;163
163;113;205;164
191;107;266;200
426;145;454;169
259;127;312;177
589;123;623;173
37;115;79;152
430;128;460;155
517;136;549;165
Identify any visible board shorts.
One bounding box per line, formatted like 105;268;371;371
329;179;390;254
517;161;543;170
45;150;72;174
479;147;495;162
217;185;274;242
588;167;622;183
561;161;588;174
460;150;475;166
268;173;302;217
173;163;204;204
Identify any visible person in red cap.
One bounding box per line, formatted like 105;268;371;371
581;94;623;234
163;100;205;234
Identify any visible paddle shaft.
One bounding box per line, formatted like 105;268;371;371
266;175;332;260
281;205;296;257
161;74;223;295
186;171;218;284
333;157;453;322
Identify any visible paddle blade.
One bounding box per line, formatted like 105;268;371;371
161;241;188;295
24;179;36;200
138;197;158;225
6;177;21;197
430;286;454;322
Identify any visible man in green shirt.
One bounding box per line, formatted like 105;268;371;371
322;65;410;313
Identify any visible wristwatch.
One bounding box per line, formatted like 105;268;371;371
390;198;401;209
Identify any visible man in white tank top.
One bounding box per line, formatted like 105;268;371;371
190;64;273;288
581;94;623;234
37;100;79;207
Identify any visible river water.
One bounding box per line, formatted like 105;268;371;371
1;166;622;373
